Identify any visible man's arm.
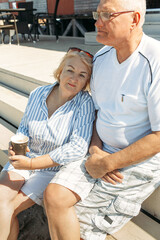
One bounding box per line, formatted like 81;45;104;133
85;131;160;178
89;111;104;155
88;111;124;184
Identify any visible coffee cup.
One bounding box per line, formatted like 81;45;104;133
11;134;29;156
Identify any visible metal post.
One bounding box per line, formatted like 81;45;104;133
54;0;60;41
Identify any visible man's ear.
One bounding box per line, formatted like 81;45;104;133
131;11;141;30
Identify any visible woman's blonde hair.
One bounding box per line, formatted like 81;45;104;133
54;49;93;91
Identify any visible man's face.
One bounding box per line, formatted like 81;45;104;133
95;0;135;47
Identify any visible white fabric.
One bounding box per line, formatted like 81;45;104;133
50;158;96;201
48;156;159;239
91;34;160;153
21;171;57;206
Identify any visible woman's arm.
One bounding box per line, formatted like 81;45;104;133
9;154;59;170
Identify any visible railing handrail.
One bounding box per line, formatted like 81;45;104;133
146;8;160;13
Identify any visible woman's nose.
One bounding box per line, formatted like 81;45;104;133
71;73;78;82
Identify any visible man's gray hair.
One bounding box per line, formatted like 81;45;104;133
119;0;146;27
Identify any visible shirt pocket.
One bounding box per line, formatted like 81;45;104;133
120;93;146;112
114;196;141;216
92;196;141;234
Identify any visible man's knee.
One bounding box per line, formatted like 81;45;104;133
44;183;65;209
44;183;80;209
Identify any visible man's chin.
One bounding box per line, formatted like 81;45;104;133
96;34;108;45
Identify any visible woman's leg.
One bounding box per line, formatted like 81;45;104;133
0;171;25;240
44;183;81;240
8;190;35;240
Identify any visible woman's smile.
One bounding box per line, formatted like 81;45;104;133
68;82;76;88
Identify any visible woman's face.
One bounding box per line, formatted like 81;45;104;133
59;56;90;99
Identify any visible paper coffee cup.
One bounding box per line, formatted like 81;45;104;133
11;134;29;155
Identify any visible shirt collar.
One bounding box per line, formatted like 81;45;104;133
42;81;83;105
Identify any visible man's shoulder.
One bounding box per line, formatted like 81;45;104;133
139;34;160;62
93;45;113;62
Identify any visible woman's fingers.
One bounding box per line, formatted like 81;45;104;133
26;146;30;152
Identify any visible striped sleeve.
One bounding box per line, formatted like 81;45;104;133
16;92;34;137
16;86;43;137
49;96;95;165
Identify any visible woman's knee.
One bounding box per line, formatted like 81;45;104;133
0;171;24;203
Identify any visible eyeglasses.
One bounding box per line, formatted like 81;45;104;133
68;47;93;59
92;10;134;21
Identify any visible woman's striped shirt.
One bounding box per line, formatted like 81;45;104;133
17;82;95;172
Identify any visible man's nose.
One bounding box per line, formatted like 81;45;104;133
95;16;104;27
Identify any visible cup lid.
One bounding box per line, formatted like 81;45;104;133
11;134;29;144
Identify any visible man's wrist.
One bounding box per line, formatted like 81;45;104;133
102;155;115;173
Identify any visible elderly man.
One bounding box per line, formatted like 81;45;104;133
44;0;160;239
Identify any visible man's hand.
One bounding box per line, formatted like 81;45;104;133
85;152;124;184
89;145;109;157
85;153;108;178
102;170;124;185
9;155;31;170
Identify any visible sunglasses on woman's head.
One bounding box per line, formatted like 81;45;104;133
67;47;93;58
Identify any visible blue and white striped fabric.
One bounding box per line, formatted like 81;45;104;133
17;82;95;172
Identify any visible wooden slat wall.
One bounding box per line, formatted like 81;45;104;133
74;0;99;14
28;0;47;13
47;0;74;15
0;0;9;8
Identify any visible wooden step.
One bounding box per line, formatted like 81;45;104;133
0;117;17;167
0;68;41;95
0;85;28;127
0;149;9;167
0;44;65;95
142;187;160;220
109;212;160;240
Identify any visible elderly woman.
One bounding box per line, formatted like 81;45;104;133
0;48;95;240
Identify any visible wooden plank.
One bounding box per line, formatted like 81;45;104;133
74;0;99;14
142;187;160;220
112;212;160;240
0;85;28;127
0;117;17;167
0;149;8;167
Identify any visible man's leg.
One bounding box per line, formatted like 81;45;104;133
0;171;25;240
44;183;81;240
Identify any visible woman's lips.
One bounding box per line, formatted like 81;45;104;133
68;83;76;87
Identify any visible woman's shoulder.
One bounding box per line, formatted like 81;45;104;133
79;91;94;106
30;84;54;98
